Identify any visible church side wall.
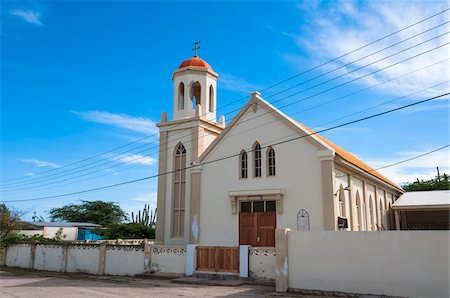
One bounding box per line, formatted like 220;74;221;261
335;167;401;231
199;105;325;246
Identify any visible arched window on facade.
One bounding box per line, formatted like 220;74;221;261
172;143;186;238
338;185;346;218
267;147;276;177
368;196;375;231
191;81;201;110
355;191;362;231
253;142;262;177
178;83;185;110
240;150;248;179
209;85;214;113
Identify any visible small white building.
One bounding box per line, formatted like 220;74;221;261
18;222;102;241
392;190;450;230
155;54;403;247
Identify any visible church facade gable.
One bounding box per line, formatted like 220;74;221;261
197;94;332;246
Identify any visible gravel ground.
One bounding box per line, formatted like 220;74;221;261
0;269;283;298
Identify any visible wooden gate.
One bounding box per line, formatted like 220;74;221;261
239;212;276;247
196;246;239;273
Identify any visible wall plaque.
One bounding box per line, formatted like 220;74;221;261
338;216;348;229
297;209;310;231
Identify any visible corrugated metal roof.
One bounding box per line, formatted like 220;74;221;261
392;190;450;210
26;222;102;227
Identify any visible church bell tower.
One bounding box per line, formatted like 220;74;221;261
155;43;225;245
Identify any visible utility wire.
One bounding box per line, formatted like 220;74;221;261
2;8;447;184
0;93;447;203
2;42;447;191
6;79;445;195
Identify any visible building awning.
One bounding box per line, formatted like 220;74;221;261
392;190;450;211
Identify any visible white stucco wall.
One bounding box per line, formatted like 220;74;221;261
34;244;65;272
150;245;186;274
5;244;32;268
287;231;450;298
17;230;44;237
104;246;145;276
67;245;100;274
249;248;276;281
199;102;325;246
44;227;78;240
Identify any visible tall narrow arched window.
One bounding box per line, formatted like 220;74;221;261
267;147;276;176
253;142;262;177
239;150;248;179
172;143;186;238
338;185;346;217
178;83;185;110
191;81;201;110
368;196;374;231
355;191;362;231
209;85;214;113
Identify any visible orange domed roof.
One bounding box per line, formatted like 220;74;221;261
179;56;212;71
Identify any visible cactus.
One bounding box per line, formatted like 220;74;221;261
131;204;156;227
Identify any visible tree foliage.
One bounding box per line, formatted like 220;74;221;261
0;204;22;244
99;223;155;239
49;200;127;226
402;173;449;192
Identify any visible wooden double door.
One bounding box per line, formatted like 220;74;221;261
239;211;276;247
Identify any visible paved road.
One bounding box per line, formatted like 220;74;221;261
0;270;280;298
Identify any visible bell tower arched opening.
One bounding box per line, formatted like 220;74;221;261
191;81;201;110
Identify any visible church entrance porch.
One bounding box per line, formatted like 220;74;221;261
239;200;276;247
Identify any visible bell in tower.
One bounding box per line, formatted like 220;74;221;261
171;42;218;123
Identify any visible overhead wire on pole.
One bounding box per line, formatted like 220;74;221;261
1;40;448;192
0;92;447;203
1;8;447;184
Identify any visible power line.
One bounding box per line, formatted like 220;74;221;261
1;93;446;203
2;8;447;184
2;43;447;192
373;145;449;171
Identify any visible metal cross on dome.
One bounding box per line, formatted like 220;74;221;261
192;41;200;56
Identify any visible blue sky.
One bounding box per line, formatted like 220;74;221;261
1;0;449;221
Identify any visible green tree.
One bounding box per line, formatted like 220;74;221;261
49;200;127;226
0;204;22;244
402;173;449;192
99;223;155;239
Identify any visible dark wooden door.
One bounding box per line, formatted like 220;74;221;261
257;212;276;247
239;212;276;247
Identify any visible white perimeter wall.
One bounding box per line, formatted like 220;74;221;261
5;244;31;268
150;246;186;274
249;247;276;281
104;246;145;276
287;231;450;298
5;243;185;277
67;245;100;274
34;244;65;272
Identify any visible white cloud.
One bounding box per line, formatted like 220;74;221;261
111;154;156;166
365;147;450;184
288;1;449;97
20;159;61;168
10;9;43;26
72;110;158;134
219;73;262;94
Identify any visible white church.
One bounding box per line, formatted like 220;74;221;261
155;52;403;247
